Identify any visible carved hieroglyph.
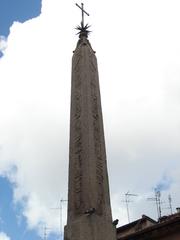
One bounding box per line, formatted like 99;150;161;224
65;37;116;240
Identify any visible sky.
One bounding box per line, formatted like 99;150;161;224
0;0;180;239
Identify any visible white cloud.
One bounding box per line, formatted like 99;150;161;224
0;0;180;235
0;36;7;54
0;232;10;240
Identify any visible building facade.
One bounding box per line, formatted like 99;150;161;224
117;212;180;240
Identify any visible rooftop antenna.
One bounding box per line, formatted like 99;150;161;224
162;194;173;215
124;191;138;223
168;194;173;215
147;189;162;220
43;225;52;240
51;198;67;240
60;198;68;239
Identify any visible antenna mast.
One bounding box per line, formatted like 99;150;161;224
51;198;67;240
43;225;52;240
124;191;138;223
168;194;173;215
44;226;47;240
147;189;162;220
60;198;68;239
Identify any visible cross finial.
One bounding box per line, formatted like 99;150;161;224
75;3;90;28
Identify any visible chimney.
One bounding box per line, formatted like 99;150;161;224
176;208;180;213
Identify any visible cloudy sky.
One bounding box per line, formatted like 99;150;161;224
0;0;180;239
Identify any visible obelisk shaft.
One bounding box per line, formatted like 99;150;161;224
65;37;116;240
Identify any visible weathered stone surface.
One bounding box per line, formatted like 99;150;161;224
65;36;116;240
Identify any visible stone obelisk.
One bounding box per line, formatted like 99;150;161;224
64;4;116;240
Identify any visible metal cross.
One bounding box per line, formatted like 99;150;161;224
75;3;90;28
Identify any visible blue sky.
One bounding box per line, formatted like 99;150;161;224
0;176;59;240
0;1;43;239
0;0;180;239
0;0;41;57
0;0;41;36
0;177;38;240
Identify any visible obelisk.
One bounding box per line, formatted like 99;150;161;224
64;4;116;240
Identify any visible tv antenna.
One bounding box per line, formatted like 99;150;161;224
147;189;162;220
168;194;173;215
51;198;67;240
43;225;52;240
123;191;138;223
162;194;173;215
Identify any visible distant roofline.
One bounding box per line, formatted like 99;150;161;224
117;215;157;233
117;213;180;240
